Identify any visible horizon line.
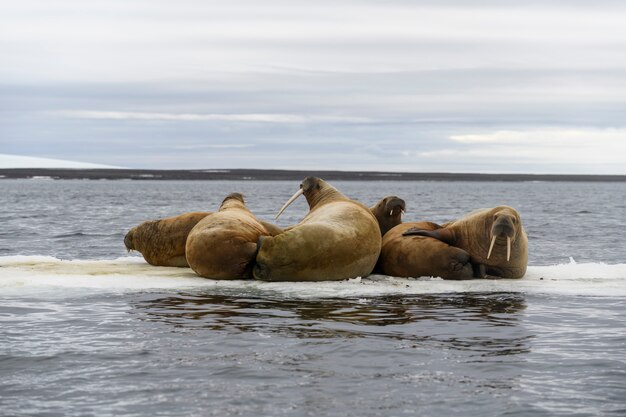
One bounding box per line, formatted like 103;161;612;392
1;168;625;182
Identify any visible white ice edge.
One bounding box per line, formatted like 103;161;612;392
1;255;626;298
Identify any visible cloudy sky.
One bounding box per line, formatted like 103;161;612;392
2;0;626;173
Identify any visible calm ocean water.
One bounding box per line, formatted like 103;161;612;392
1;179;625;416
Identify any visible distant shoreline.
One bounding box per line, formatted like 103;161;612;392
1;168;625;182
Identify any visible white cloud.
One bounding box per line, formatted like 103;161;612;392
3;1;626;82
3;1;626;173
53;110;372;124
422;128;626;169
0;154;124;169
450;128;626;144
171;144;254;150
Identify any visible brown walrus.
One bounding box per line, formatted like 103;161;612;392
369;196;475;279
379;222;476;280
403;205;528;278
254;177;382;282
369;196;406;236
124;212;210;267
186;193;282;279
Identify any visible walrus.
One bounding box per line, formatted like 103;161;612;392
124;211;210;267
185;193;282;279
254;177;382;282
403;206;528;278
369;196;406;236
379;222;476;280
369;197;475;279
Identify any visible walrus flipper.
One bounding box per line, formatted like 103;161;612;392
469;261;506;279
402;228;432;237
259;221;284;237
472;262;487;279
402;227;454;245
484;265;507;279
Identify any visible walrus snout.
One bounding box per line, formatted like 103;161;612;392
124;230;134;251
301;176;322;193
492;223;515;239
276;177;325;220
385;196;406;216
488;216;517;262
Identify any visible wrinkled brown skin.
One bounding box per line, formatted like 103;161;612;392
254;177;382;282
379;222;475;280
124;212;211;267
403;206;528;278
369;196;406;237
186;193;281;279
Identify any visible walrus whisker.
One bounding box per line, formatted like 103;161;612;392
507;236;511;262
388;208;405;217
276;188;304;220
487;235;496;260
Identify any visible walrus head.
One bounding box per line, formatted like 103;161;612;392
275;177;343;219
487;207;521;262
370;196;406;236
219;192;246;210
124;229;135;252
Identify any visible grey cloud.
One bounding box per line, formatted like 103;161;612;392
2;1;626;173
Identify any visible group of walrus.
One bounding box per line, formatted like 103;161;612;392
124;176;528;281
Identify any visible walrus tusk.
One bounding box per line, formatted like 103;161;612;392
487;235;496;260
507;236;511;262
276;188;304;220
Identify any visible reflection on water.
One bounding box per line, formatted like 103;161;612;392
4;289;623;416
133;292;531;355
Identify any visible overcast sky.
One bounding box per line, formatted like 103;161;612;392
2;0;626;173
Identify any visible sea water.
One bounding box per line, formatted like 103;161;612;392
1;179;625;416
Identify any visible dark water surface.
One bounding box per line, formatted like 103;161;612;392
1;180;626;416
